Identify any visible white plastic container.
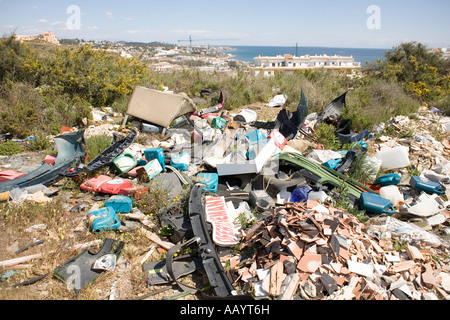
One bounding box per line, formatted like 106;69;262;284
375;146;410;170
234;109;257;123
379;185;404;208
308;191;329;203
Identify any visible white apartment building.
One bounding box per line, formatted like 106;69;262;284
249;53;361;77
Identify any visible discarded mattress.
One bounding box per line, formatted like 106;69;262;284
125;86;196;128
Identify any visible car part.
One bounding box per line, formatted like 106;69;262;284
0;130;85;192
53;238;124;294
64;129;136;177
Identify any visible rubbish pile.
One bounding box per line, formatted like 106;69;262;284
0;86;449;300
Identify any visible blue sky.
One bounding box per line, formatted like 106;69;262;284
0;0;449;49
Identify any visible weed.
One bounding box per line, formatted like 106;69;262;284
315;123;341;150
28;131;51;151
84;134;113;161
0;140;22;155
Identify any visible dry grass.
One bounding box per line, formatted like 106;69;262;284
0;175;202;300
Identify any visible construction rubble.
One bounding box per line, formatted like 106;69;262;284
0;86;449;301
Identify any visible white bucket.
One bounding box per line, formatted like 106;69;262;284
375;146;410;170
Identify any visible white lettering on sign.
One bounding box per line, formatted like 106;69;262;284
205;197;239;246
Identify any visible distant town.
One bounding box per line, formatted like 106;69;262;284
13;31;450;78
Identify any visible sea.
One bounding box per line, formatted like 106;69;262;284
225;45;389;67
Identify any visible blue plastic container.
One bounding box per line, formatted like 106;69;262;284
86;207;121;233
323;158;343;170
104;195;133;213
409;176;445;195
246;140;268;160
144;148;166;172
245;129;268;144
196;172;219;193
375;173;401;186
359;192;395;215
170;152;190;172
290;185;312;203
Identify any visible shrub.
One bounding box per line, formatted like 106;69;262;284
371;42;450;105
0;140;22;155
0;82;44;138
27;44;150;107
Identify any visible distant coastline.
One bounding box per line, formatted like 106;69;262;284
223;45;389;66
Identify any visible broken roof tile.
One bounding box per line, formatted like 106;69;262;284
297;254;322;273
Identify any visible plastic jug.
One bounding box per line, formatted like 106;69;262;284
376;173;401;186
144;148;166;171
409;176;445;195
104;195;133;213
379;185;404;208
359;192;395;215
323;158;342;170
290;185;312;203
86;207;121;233
375;146;410;170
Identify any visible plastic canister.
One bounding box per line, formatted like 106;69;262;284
246;140;268;160
196;172;219;193
409;176;445;195
211;117;227;129
104;195;133;213
144;148;166;171
290;185;312;203
249;190;275;211
379;185;404;208
111;153;137;174
376;173;401;186
359;192;395;215
245;129;268;144
375;146;410;170
86;207;121;233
